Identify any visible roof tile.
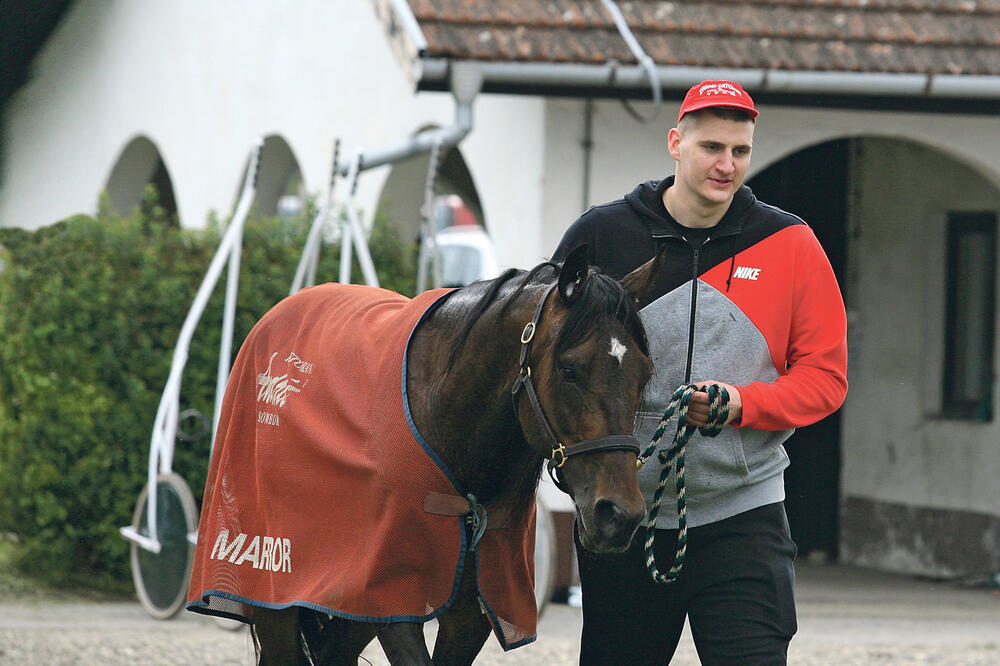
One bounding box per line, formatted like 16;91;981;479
402;0;1000;75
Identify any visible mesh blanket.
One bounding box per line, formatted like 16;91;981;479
187;283;538;650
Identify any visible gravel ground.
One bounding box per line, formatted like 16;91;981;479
1;562;998;664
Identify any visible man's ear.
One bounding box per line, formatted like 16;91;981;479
667;126;682;160
622;242;667;305
558;244;590;302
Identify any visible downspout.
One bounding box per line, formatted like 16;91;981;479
288;62;483;293
334;61;482;178
582;98;593;213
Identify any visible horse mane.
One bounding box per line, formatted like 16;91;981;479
552;269;649;358
446;260;648;371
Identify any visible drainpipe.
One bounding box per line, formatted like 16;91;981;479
334;61;482;178
288;62;483;293
582;98;593;213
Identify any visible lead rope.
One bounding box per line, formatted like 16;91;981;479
637;383;730;584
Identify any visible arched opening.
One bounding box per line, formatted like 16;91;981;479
747;136;1000;574
376;134;485;244
376;135;492;290
747;139;849;562
105;136;178;219
235;135;303;218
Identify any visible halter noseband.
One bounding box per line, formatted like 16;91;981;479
510;283;642;493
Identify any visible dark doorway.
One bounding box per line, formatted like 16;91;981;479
746;139;849;559
149;158;178;219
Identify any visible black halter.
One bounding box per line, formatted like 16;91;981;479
511;283;642;493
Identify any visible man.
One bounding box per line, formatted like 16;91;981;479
553;80;848;664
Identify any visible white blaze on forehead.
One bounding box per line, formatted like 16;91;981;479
609;337;627;364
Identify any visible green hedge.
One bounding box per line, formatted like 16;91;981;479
0;190;417;592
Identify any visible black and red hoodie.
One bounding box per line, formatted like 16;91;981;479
554;177;848;528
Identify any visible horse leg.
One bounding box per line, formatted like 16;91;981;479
251;607;310;666
432;552;492;665
377;621;433;665
311;616;380;666
433;604;491;665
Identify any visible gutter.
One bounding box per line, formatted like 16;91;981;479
415;59;1000;102
377;0;1000;104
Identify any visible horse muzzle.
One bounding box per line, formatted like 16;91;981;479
550;437;647;554
579;494;645;553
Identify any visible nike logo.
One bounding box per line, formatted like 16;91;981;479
732;266;762;281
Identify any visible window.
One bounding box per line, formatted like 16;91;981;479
942;212;997;421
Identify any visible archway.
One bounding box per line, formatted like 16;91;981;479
239;135;303;218
748;135;1000;572
747;139;849;561
375;134;485;245
105;136;178;218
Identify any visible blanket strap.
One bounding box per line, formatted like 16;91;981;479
423;492;510;530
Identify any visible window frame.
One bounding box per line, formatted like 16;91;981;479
941;211;997;421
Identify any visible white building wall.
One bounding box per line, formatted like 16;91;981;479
460;95;547;270
0;0;548;269
538;99;1000;255
843;138;1000;516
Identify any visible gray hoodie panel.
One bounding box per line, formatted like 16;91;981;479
635;280;790;528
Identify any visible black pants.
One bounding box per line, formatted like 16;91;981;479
576;502;798;665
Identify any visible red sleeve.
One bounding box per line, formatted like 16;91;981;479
736;228;848;430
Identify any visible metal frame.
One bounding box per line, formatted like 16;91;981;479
122;66;480;553
120;141;263;554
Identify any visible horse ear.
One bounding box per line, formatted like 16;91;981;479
558;243;590;302
622;242;667;304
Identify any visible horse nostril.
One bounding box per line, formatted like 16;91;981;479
594;498;628;531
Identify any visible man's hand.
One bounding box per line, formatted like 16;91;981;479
685;381;742;428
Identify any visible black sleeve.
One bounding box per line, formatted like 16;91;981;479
552;215;597;264
553;204;658;281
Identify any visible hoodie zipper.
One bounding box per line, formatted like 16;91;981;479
684;246;700;383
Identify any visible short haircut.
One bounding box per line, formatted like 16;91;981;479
678;106;756;130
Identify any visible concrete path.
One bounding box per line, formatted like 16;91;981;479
1;562;997;664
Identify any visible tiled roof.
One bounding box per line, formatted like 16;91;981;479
401;0;1000;76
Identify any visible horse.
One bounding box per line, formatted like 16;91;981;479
187;243;664;665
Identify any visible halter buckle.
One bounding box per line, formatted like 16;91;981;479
520;321;536;344
550;443;567;468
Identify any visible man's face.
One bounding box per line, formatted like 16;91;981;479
668;113;754;208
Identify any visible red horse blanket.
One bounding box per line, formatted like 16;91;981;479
187;283;538;650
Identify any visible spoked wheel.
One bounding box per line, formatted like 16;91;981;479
533;496;558;617
129;472;198;619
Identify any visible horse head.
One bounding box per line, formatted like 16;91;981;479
513;243;664;553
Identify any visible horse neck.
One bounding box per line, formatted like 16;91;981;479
406;285;544;512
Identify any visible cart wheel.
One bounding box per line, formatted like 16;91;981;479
533;497;557;617
129;472;198;619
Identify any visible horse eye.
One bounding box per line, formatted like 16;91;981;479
558;366;577;382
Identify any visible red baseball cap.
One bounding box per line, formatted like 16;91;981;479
678;80;758;122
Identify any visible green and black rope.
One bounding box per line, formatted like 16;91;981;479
637;383;730;584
